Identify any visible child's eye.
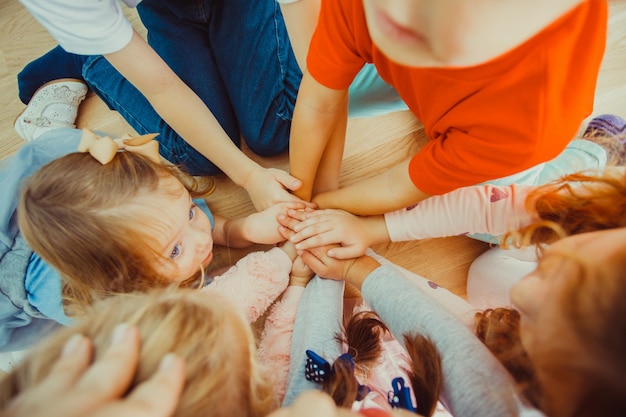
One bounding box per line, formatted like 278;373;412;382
170;243;182;259
189;204;197;220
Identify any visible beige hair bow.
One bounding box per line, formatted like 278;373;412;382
78;128;160;165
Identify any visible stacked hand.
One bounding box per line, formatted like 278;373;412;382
278;208;382;259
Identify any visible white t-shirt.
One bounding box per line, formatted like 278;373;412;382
19;0;141;55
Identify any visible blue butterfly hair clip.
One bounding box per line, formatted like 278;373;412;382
304;350;370;400
305;350;333;383
387;377;417;412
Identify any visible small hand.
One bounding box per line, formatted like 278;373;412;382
3;324;185;417
289;255;314;287
277;206;314;240
298;244;352;281
245;202;309;244
278;208;371;259
243;167;315;211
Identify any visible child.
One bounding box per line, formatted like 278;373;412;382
280;115;626;308
0;287;445;416
276;0;408;119
0;128;305;351
0;289;280;417
17;0;305;212
293;226;626;416
289;0;608;216
281;166;626;308
0;322;185;417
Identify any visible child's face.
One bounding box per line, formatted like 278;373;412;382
510;228;626;354
362;0;574;67
152;178;214;283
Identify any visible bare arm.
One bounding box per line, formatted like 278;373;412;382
104;31;304;210
289;71;349;201
212;202;307;248
313;158;431;215
278;0;320;72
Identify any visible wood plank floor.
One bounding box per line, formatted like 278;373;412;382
1;0;625;298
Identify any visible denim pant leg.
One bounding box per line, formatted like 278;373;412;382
80;55;218;175
16;46;86;104
16;45;217;175
208;0;302;155
137;0;301;157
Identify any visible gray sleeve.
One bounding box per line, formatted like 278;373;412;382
362;265;541;417
282;276;344;406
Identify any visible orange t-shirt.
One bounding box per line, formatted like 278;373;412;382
307;0;607;195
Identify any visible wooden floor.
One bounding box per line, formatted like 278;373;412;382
1;0;625;298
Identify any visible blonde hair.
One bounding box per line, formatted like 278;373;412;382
0;289;277;417
17;151;213;315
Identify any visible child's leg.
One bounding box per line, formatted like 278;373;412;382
16;46;87;104
203;0;302;156
80;54;224;176
137;0;301;158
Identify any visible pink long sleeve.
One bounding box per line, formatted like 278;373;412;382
384;184;533;241
257;286;305;402
202;247;291;323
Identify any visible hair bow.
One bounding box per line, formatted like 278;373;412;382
78;128;160;165
387;377;417;412
304;350;370;400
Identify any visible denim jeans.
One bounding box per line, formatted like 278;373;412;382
17;0;301;176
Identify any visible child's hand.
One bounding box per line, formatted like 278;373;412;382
300;246;380;288
277;206;314;240
244;202;308;244
289;255;314;287
242;167;316;211
299;244;351;281
279;208;381;259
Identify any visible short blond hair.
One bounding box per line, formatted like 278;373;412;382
0;289;277;417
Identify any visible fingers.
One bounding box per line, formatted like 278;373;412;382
90;353;186;417
41;333;95;395
299;250;330;278
273;169;303;192
278;225;295;240
3;334;96;417
70;324;141;408
326;245;365;260
300;245;345;280
286;208;314;223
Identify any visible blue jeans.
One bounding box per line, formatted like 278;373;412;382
17;0;301;176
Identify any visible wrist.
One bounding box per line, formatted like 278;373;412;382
279;242;298;261
364;215;390;245
343;256;380;290
289;274;311;287
234;162;261;189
